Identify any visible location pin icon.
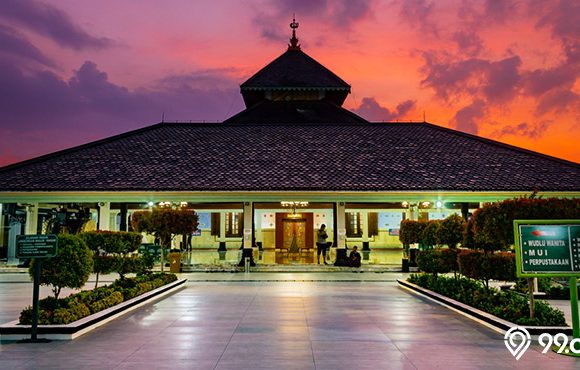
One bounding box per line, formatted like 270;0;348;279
504;326;531;360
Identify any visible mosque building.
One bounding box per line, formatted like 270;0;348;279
0;20;578;267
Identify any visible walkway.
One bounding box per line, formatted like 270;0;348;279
0;273;578;369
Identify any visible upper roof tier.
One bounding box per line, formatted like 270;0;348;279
240;19;351;108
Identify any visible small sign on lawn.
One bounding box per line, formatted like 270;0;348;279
16;235;58;259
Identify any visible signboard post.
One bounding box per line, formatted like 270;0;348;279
16;234;58;343
514;220;580;338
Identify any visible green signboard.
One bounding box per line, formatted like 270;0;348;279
16;234;58;258
514;220;580;277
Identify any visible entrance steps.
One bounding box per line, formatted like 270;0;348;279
180;263;400;273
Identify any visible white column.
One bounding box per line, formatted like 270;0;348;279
362;210;368;243
0;204;4;245
25;203;39;235
336;202;346;249
98;202;111;231
243;202;253;249
219;211;226;242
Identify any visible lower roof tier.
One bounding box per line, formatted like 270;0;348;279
0;121;578;192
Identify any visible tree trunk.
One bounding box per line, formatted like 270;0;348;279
94;272;100;289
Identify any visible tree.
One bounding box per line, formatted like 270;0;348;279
30;234;93;299
399;220;426;257
131;208;198;271
438;214;466;248
420;220;441;248
79;231;146;286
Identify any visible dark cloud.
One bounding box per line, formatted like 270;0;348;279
0;24;53;67
254;0;374;43
0;58;244;166
452;31;483;57
533;0;579;47
482;56;521;103
398;0;438;36
0;59;243;128
0;0;112;50
493;121;549;139
353;97;416;121
450;100;486;135
421;54;521;104
483;0;518;24
536;88;580;115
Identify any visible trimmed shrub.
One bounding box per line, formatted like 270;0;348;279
79;231;150;284
408;274;566;326
438;214;466;248
79;231;142;255
458;250;516;288
19;273;178;325
420;220;441;248
30;234;93;299
399;220;426;247
416;248;458;275
464;197;580;251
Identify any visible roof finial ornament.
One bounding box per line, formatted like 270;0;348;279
288;15;300;50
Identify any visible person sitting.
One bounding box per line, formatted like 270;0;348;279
349;246;361;268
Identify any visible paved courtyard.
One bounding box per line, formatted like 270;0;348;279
0;273;578;369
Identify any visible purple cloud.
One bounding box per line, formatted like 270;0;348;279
450;100;486;135
493;121;549;139
522;65;574;97
536;88;580;115
482;56;521;103
353;97;416;121
533;0;579;48
452;31;484;57
483;0;518;24
254;0;374;43
0;59;244;166
0;24;53;67
421;54;521;104
398;0;438;36
0;0;112;50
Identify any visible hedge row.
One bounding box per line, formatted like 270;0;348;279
408;274;566;326
464;197;580;251
416;249;516;286
79;231;142;255
19;273;177;325
400;214;466;249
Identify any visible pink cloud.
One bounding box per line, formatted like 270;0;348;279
0;0;112;50
254;0;375;43
493;121;549;139
0;24;53;67
452;31;484;57
353;97;416;121
450;100;486;135
398;0;438;36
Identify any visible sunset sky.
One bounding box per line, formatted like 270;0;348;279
0;0;578;166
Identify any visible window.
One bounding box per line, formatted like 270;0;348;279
225;212;243;237
346;212;362;237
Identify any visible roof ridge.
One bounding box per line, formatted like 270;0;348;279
0;122;167;173
420;122;580;167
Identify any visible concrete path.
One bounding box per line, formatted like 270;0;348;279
0;273;578;369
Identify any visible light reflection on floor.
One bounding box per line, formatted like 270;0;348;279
180;248;403;265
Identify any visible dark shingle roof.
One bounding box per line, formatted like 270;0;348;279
240;49;350;90
0;122;578;192
224;100;367;124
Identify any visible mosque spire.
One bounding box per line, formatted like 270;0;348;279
288;15;300;50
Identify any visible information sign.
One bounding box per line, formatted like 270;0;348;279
16;235;58;259
514;220;580;277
